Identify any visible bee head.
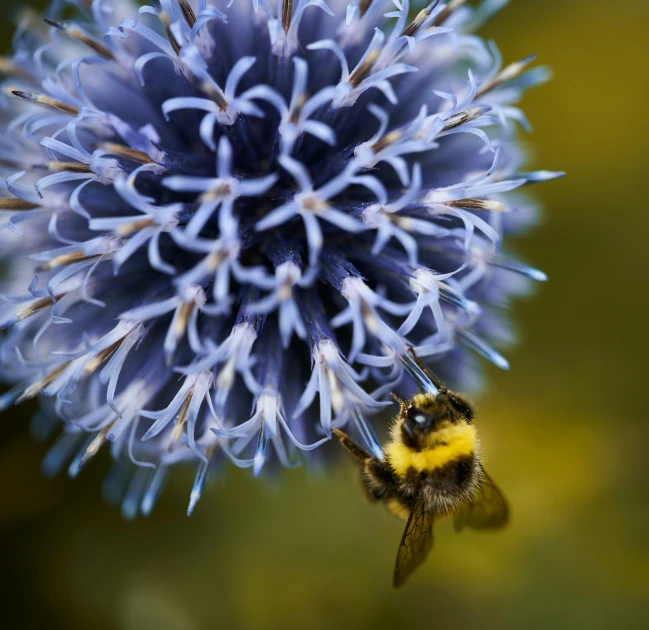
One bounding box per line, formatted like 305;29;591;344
400;393;457;446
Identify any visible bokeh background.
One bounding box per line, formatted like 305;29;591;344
1;1;648;628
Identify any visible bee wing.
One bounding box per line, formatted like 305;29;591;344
454;466;509;532
394;489;435;588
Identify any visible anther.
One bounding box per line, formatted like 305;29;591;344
349;47;380;87
178;0;197;28
81;339;124;378
444;198;507;212
0;57;33;80
442;106;488;131
282;0;293;34
9;89;79;116
200;80;228;111
476;55;537;98
358;0;373;18
0;197;39;210
38;251;99;272
168;389;193;452
44;19;114;60
100;143;155;165
45;161;92;173
401;1;439;38
16;362;70;404
115;217;154;238
371;129;402;154
14;294;58;322
78;422;114;469
288;93;307;124
1;293;64;331
159;12;182;55
431;0;467;27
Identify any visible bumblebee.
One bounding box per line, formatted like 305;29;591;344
333;351;508;587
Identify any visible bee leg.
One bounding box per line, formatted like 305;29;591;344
331;427;373;463
362;457;398;501
447;392;475;421
360;472;389;501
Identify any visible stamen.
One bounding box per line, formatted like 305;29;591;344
476;54;537;98
0;197;39;210
200;183;232;202
159;12;182;55
431;0;467;27
78;422;114;469
38;251;100;272
168;388;193;452
324;363;344;413
200;80;228;111
1;293;64;331
9;89;79;116
115;217;154;237
81;338;126;378
45;161;92;173
371;129;402;153
16;362;70;404
172;301;195;338
301;195;327;214
358;0;373;18
100;143;155;165
360;301;380;336
401;1;439;38
206;250;227;271
444;198;507;212
442;106;488;131
0;57;33;80
288;93;307;124
0;157;25;169
282;0;293;34
178;0;197;28
14;294;60;323
44;19;114;60
215;355;237;393
349;47;380;87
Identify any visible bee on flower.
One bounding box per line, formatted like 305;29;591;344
0;0;560;517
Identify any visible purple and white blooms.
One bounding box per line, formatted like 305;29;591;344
0;0;560;516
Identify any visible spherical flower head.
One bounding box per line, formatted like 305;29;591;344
0;0;561;517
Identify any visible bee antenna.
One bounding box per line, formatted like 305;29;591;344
390;392;405;406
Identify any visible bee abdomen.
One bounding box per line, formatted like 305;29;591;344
420;455;479;513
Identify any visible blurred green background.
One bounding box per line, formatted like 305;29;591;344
1;0;648;628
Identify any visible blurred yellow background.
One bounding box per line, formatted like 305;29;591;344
1;0;648;628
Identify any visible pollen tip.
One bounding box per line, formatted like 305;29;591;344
43;18;65;30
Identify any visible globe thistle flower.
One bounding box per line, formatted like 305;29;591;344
0;0;561;517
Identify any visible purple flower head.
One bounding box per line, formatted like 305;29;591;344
0;0;560;517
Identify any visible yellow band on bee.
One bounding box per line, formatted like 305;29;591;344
386;423;477;477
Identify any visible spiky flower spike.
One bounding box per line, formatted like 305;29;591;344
0;0;560;517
